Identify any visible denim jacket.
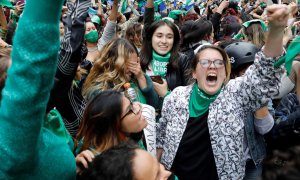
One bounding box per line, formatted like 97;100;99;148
245;100;274;166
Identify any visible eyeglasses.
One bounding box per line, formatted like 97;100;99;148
120;102;141;121
198;59;225;68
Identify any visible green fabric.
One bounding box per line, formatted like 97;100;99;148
232;33;245;40
0;0;76;178
10;13;19;26
91;15;101;25
243;19;267;32
154;12;162;21
45;109;74;151
85;30;99;43
154;0;164;11
151;51;170;78
120;0;128;13
130;81;147;104
189;83;222;117
274;36;300;76
0;0;14;9
138;139;146;150
168;10;187;20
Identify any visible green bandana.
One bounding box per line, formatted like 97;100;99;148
91;15;101;25
151;51;170;78
189;84;222;118
243;19;267;32
168;10;187;20
274;36;300;76
85;30;99;43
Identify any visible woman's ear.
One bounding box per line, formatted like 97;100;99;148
192;71;196;80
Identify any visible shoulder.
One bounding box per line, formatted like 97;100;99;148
168;85;192;99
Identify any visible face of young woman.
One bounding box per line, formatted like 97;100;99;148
133;149;171;180
193;48;226;95
59;22;64;36
85;22;96;35
125;53;139;80
151;25;174;56
120;96;147;133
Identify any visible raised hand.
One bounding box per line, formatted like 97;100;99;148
267;4;290;29
14;1;25;16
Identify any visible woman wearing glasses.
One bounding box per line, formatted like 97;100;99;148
75;90;147;174
156;5;289;179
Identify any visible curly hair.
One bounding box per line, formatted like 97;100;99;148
125;23;143;49
82;38;138;101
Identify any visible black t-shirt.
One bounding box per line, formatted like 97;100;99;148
171;112;218;180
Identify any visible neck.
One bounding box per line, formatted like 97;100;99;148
86;42;97;48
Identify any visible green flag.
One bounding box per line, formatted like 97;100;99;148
119;0;128;13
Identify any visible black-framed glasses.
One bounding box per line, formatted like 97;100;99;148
198;59;225;68
120;102;141;120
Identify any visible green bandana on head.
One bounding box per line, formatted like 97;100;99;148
168;10;187;20
274;36;300;75
243;19;267;32
91;15;101;25
189;83;222;118
85;30;99;43
151;51;170;78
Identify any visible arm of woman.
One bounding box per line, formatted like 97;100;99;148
47;0;89;109
234;5;288;109
0;0;64;173
97;0;118;50
140;75;160;109
143;0;154;38
254;106;274;135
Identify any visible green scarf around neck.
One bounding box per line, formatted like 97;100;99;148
151;51;171;78
189;83;222;118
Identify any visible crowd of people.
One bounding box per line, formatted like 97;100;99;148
0;0;300;179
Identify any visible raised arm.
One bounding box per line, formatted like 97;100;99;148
97;0;119;50
143;0;154;38
46;0;90;137
228;5;288;111
263;5;288;57
0;0;64;175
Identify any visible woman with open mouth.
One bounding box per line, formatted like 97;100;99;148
156;4;290;180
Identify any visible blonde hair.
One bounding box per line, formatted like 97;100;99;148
83;38;138;101
242;23;266;49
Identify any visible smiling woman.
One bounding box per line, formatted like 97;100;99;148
140;0;191;117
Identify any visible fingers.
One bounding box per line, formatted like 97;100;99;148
76;150;95;169
267;5;289;24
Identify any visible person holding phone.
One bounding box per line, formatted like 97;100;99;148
140;0;190;112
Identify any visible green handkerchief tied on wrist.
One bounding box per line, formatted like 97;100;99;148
274;36;300;76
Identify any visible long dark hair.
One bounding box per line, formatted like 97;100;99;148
140;20;181;72
180;19;213;49
76;90;126;153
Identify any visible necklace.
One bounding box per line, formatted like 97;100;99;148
87;46;98;52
